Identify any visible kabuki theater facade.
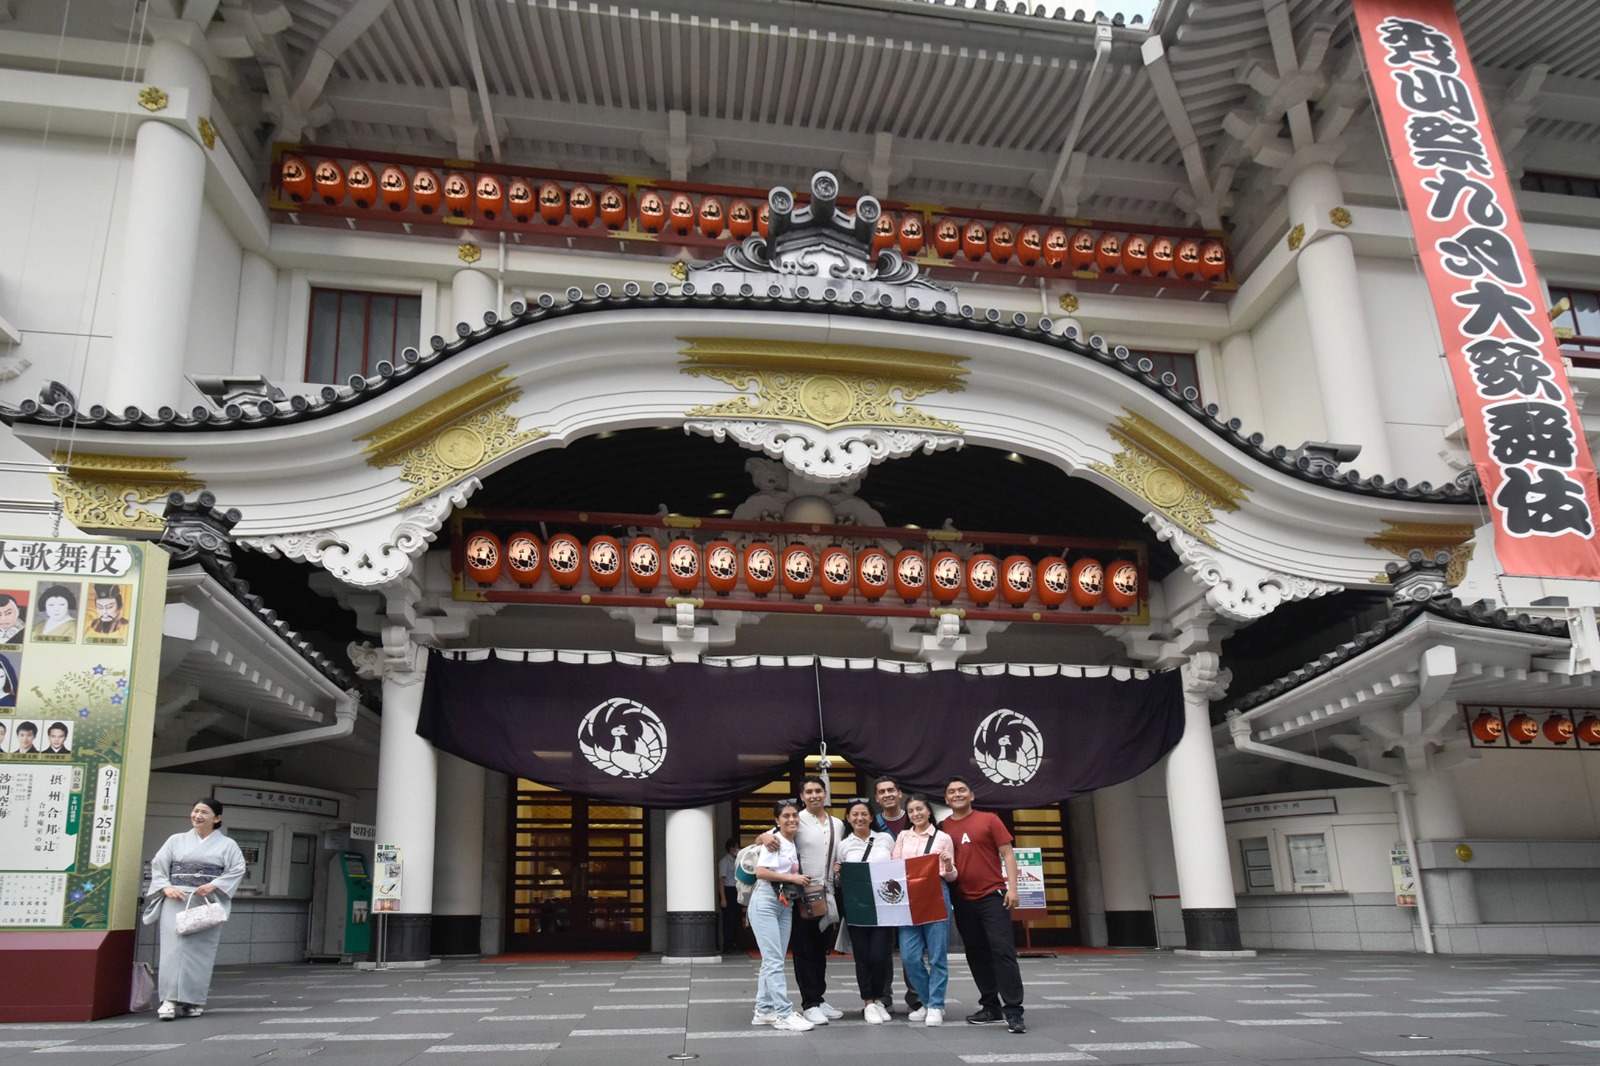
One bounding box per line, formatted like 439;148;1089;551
4;0;1600;1019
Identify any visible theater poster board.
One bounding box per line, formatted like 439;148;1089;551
0;539;165;933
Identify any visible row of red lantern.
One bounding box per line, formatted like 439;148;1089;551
277;156;1229;279
1471;710;1600;746
463;531;1142;610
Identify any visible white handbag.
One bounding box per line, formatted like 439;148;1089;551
174;892;227;936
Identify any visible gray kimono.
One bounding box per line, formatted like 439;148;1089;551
144;829;247;1005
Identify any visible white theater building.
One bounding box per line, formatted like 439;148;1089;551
2;0;1600;993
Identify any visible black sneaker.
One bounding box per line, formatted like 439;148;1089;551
966;1008;1003;1025
1006;1015;1027;1034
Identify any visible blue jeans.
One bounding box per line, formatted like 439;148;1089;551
748;884;795;1016
899;883;952;1009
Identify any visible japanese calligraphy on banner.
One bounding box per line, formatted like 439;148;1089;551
1354;0;1600;578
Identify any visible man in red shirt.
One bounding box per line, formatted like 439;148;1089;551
944;776;1025;1034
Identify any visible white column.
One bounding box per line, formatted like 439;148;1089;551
1095;778;1156;946
450;268;497;333
1217;331;1265;436
432;752;486;955
231;251;279;378
663;805;719;960
1409;761;1478;927
1287;160;1394;473
102;35;212;412
1164;653;1243;951
368;641;437;961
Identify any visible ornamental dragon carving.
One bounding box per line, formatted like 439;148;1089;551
1146;513;1341;622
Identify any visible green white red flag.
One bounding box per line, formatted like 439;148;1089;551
839;853;948;926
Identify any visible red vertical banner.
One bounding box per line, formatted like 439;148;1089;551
1354;0;1600;578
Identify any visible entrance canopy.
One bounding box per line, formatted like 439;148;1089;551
417;651;1182;807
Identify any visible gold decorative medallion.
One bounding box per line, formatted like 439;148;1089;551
1366;521;1475;585
670;260;688;281
457;242;482;264
358;368;547;507
681;338;966;432
1329;206;1353;228
1057;293;1079;313
197;117;217;150
1454;844;1473;862
50;453;201;532
1089;410;1249;545
1286;223;1305;251
137;86;168;112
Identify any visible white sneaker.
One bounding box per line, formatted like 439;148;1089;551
773;1012;815;1033
925;1008;944;1026
818;1001;844;1019
802;1006;830;1025
156;1001;177;1021
864;1002;886;1024
908;1006;928;1022
751;1009;779;1026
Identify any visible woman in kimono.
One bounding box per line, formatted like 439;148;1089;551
144;797;247;1020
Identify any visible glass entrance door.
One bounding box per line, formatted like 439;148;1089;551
508;780;649;952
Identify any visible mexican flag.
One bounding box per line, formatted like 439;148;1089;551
839;854;948;926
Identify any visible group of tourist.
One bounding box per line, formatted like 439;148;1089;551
744;774;1026;1035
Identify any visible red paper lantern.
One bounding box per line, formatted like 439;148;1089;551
538;181;567;224
546;534;584;590
1036;556;1069;609
1001;555;1034;607
668;192;696;235
1175;238;1202;279
988;222;1016;264
379;165;410;211
474;174;504;220
1121;233;1150;275
1069;229;1097;270
1043;227;1071;269
313;159;346;205
961;220;989;261
345;162;377;208
819;546;854;600
1095;232;1122;273
704;540;740;596
898;214;925;256
728;199;755;239
1070;558;1105;609
1016;226;1043;267
568;184;597;227
1148;235;1175;276
507;178;536;222
1506;712;1539;744
587;535;624;590
442;171;473;216
857;547;892;601
506;532;543;588
966;554;1001;606
744;542;778;597
464;531;502;586
1470;711;1504;744
627;536;662;591
666;538;701;593
599;186;628;229
757;202;770;237
698;196;726;239
893;550;928;604
638;190;666;232
1577;715;1600;745
411;168;442;214
1543;714;1575;745
280;155;313;202
930;550;965;605
873;212;897;255
782;545;816;599
933;217;961;258
1105;559;1140;609
1200;239;1229;280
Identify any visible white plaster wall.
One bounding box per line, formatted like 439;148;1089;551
1450;750;1600;839
183;200;243;380
1224;787;1399;895
1244;285;1326;447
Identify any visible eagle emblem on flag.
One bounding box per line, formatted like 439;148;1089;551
877;878;905;905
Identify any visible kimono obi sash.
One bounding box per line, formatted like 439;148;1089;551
170;860;225;887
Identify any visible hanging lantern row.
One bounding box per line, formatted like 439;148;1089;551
1469;708;1600;747
276;154;1230;282
462;530;1143;612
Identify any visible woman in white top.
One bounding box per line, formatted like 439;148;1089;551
834;798;897;1023
891;794;958;1026
749;798;816;1033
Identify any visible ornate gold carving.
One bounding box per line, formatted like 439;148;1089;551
358;369;547;507
1287;223;1305;251
457;242;481;264
1057;293;1079;313
680;338;967;431
1329;206;1353;228
670;260;688;281
1089;411;1249;545
197;117;217;150
137;86;168;112
50;453;200;532
1366;521;1476;585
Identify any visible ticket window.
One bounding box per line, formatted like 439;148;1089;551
231;828;270;894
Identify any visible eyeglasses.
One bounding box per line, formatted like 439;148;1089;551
848;798;872;807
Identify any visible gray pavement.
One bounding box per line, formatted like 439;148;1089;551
5;950;1600;1064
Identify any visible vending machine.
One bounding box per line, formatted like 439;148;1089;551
322;852;372;958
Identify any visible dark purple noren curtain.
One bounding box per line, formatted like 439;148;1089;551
417;653;1183;807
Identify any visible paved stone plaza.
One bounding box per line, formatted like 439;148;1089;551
5;951;1600;1064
